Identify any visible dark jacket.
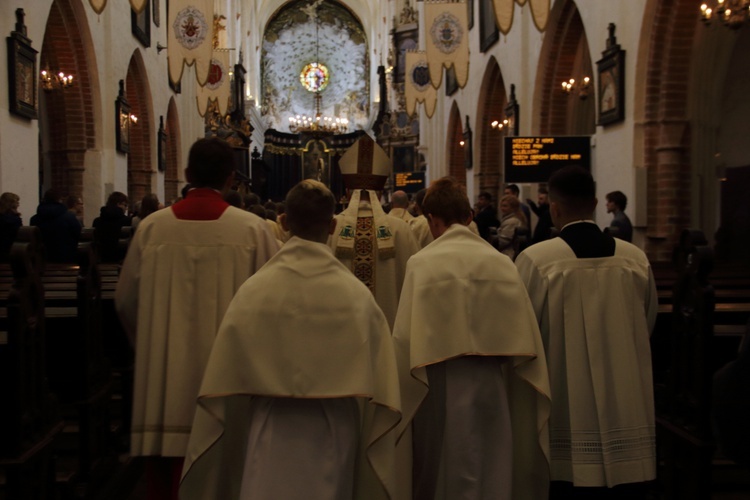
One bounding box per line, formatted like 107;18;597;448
30;201;82;263
0;212;22;261
93;205;132;263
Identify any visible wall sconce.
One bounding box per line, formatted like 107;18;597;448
459;140;465;146
129;114;138;124
491;119;509;130
40;68;74;91
562;77;591;99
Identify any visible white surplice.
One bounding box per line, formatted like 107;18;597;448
409;214;434;249
515;236;658;487
393;224;551;500
115;206;279;457
180;237;401;500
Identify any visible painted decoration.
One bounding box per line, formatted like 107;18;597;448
425;0;470;89
405;51;437;118
168;0;214;86
197;49;231;116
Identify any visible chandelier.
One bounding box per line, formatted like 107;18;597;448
40;68;74;91
700;0;750;28
288;3;349;135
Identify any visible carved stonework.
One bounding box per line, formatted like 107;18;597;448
398;2;418;26
205;100;253;147
212;14;227;49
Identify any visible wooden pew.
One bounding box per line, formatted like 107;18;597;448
654;229;750;498
0;227;63;499
39;239;113;481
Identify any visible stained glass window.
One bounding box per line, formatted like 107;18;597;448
300;62;330;93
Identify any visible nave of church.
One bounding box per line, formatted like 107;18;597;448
1;0;749;498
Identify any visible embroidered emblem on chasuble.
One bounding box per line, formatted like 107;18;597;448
353;217;376;293
430;12;463;54
174;7;209;49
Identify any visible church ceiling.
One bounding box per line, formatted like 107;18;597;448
261;0;369;133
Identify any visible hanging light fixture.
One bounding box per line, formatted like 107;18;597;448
288;3;349;135
40;68;74;91
700;0;750;29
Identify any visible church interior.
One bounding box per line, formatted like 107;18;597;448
1;0;749;498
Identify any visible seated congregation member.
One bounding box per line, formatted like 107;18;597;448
515;166;658;498
131;193;162;232
496;194;528;259
329;134;418;328
393;177;551;500
93;191;132;262
30;188;82;263
180;180;401;500
115;137;279;500
0;192;22;261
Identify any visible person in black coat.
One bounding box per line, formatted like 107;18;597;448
473;191;500;243
0;192;23;261
528;187;553;244
93;191;133;263
30;188;82;263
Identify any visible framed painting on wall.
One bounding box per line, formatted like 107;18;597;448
7;8;38;120
479;0;498;53
115;80;131;154
596;23;625;126
132;1;151;48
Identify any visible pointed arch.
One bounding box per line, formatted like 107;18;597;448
39;0;99;199
125;50;154;204
532;0;595;136
165;98;182;204
476;57;507;198
446;102;466;183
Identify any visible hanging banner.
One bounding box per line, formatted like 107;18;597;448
424;0;470;89
492;0;515;35
197;49;231;117
528;0;550;32
492;0;549;34
130;0;147;14
168;0;214;86
88;0;107;14
405;51;437;119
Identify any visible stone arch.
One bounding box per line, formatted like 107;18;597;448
446;102;466;183
125;51;154;204
532;0;595;136
165;97;182;204
39;0;99;200
476;57;507;200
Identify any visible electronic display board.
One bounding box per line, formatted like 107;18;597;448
504;136;591;183
394;171;425;194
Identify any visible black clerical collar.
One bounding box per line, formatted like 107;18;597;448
559;221;616;258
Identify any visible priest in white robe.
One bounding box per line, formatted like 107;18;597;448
180;180;401;500
393;177;551;500
329;134;418;328
115;138;279;499
515;166;658;497
409;188;434;250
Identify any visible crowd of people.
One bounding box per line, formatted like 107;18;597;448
1;136;655;500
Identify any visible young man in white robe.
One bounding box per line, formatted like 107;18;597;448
329;134;418;328
393;177;552;500
515;166;658;498
115;138;279;499
180;179;402;500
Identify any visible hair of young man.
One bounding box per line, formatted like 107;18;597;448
423;177;472;226
244;192;261;209
414;188;427;209
391;190;410;209
223;190;244;209
505;184;520;196
42;188;62;204
478;191;493;202
548;166;596;217
186;138;236;189
249;204;266;219
285;180;335;242
106;191;128;208
606;190;627;211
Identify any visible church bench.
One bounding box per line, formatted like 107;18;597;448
0;230;63;500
